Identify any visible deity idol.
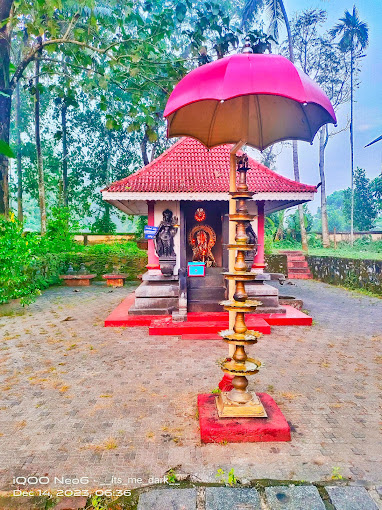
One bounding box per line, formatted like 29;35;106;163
154;209;178;258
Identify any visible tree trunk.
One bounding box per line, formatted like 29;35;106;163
0;0;13;216
15;81;23;222
61;100;68;207
319;126;329;247
350;44;354;245
140;127;149;166
34;51;46;235
280;1;308;251
292;141;308;251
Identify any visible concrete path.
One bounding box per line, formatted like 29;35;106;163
0;280;381;494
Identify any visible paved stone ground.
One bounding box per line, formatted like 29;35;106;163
0;280;381;494
136;485;382;510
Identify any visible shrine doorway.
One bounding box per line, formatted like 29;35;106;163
181;201;228;312
182;201;227;268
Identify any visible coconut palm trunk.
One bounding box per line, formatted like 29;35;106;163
281;3;308;251
319;126;330;247
330;7;369;244
350;42;354;244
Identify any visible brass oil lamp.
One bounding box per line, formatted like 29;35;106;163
216;154;267;418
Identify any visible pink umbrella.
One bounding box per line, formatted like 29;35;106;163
164;53;336;150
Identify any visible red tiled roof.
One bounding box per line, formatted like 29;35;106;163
105;138;316;194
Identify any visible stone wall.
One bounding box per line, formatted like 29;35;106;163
265;254;288;276
307;256;382;295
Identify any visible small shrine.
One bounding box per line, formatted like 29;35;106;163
102;137;316;319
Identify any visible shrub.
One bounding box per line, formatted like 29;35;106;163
0;214;66;304
0;214;146;305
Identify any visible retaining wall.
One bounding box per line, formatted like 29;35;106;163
307;255;382;295
265;254;288;276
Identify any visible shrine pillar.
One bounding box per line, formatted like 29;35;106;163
252;201;266;273
146;200;160;272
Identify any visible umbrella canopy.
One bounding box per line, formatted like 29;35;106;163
164;53;336;150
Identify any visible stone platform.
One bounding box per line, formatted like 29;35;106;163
104;293;312;332
129;273;179;315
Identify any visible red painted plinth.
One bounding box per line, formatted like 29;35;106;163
197;393;291;444
104;295;312;329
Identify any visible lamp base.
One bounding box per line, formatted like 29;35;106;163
216;392;267;418
198;393;291;443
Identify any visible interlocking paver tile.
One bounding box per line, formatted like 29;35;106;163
265;486;326;510
205;487;261;509
137;488;197;510
0;280;381;490
326;486;379;510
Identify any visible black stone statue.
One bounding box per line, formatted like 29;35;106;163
245;221;258;255
245;221;258;269
154;209;178;257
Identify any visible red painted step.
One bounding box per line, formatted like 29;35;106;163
288;260;309;268
148;317;271;336
288;273;312;280
280;250;312;279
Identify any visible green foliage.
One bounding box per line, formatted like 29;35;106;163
45;206;76;251
308;238;382;260
331;466;343;480
166;469;178;484
215;468;226;483
0;214;65;305
134;215;148;239
63;241;147;280
371;174;382;212
264;231;274;255
215;467;239;486
343;168;378;231
285;205;313;241
227;468;238;486
0;210;146;304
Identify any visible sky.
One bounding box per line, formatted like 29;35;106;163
250;0;382;212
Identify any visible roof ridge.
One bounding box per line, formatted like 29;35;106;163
104;137;317;194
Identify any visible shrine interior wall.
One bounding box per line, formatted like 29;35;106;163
154;201;181;275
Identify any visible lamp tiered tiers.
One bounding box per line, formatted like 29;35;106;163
216;154;267;418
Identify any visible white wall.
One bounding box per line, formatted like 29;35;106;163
154;201;181;275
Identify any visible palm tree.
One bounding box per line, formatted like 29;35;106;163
242;0;309;251
330;6;369;244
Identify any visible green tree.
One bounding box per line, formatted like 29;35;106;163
242;0;308;251
330;6;369;244
290;9;351;247
0;0;189;216
286;204;313;241
343;168;377;231
372;174;382;212
314;190;349;233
